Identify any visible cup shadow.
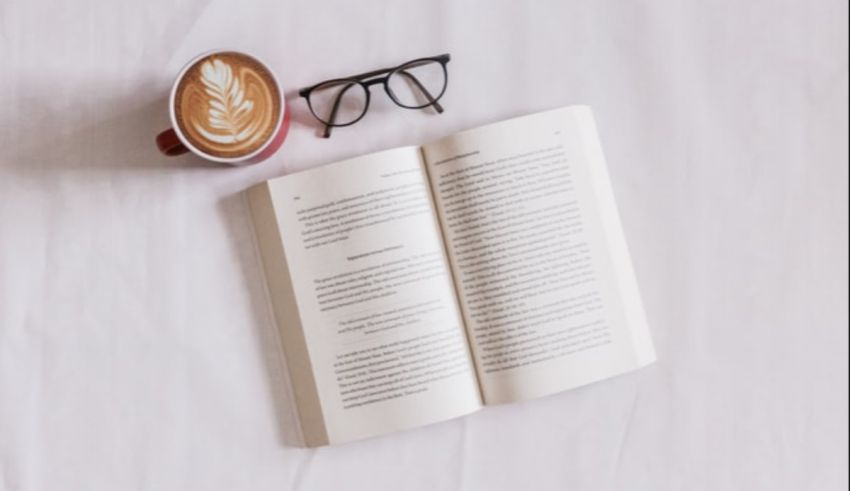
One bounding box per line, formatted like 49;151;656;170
3;81;309;447
2;94;230;183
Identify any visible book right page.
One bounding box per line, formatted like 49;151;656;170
422;106;656;404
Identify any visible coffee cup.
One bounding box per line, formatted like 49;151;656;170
156;50;290;165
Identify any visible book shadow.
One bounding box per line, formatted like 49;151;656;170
217;192;306;448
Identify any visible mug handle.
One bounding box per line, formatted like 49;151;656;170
156;129;189;156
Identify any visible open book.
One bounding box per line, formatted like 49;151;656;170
247;106;656;446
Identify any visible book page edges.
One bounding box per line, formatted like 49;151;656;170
246;182;330;447
573;106;657;366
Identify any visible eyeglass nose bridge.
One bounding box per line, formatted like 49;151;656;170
362;78;385;88
362;78;400;106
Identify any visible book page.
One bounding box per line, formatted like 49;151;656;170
421;106;656;404
250;146;481;445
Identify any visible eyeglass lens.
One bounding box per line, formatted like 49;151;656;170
386;60;447;108
307;59;447;127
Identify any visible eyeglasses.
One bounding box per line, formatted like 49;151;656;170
299;54;450;138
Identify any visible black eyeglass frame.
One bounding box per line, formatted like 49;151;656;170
299;53;451;137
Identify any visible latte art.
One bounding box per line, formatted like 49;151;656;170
174;52;281;159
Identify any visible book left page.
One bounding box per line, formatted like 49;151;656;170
248;146;481;446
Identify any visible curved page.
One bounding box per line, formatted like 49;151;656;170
250;146;481;445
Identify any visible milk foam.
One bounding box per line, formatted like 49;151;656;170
174;53;280;159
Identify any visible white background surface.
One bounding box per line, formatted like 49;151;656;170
1;1;847;490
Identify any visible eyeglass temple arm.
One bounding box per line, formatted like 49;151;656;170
396;70;444;113
343;54;449;82
322;81;360;138
298;54;450;95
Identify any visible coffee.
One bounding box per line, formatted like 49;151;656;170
173;52;281;159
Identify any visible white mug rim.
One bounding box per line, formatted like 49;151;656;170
167;49;285;164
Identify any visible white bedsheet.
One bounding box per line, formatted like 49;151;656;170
1;1;847;489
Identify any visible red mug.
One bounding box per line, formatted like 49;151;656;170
156;50;290;165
